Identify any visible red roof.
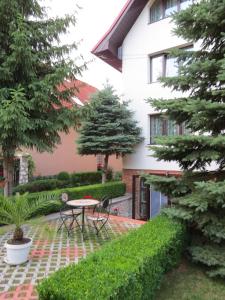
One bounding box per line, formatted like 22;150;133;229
92;0;148;71
58;79;98;109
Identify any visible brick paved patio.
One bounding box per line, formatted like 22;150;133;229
0;214;145;300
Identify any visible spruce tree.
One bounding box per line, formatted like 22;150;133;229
145;0;225;277
77;85;143;183
0;0;84;195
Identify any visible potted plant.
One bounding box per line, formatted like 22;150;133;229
0;176;5;188
0;193;58;265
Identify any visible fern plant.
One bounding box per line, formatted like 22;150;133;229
0;193;59;242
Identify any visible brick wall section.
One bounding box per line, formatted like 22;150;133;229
122;169;182;193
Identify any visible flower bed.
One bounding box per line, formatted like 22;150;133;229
38;216;186;300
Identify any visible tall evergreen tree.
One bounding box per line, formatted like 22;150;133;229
145;0;225;277
77;85;143;183
0;0;84;195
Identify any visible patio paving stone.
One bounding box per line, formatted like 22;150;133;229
0;215;145;300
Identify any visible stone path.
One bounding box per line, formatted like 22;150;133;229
0;215;145;300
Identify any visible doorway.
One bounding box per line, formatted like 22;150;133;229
132;176;168;220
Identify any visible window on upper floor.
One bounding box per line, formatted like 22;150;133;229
150;55;164;83
150;1;163;23
150;45;193;83
165;0;178;17
165;55;178;77
150;0;192;24
180;0;192;10
150;114;187;145
150;54;178;82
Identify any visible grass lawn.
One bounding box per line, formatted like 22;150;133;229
156;259;225;300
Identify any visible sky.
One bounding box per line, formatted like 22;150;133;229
45;0;127;93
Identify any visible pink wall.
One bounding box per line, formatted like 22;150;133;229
28;129;122;176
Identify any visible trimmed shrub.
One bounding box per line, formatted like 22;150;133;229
31;175;57;181
70;171;102;186
13;179;67;194
14;172;103;194
27;182;126;215
38;216;186;300
57;172;70;181
28;181;125;201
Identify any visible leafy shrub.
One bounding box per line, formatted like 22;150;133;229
31;175;57;181
27;182;126;215
28;181;125;201
13;179;68;194
70;172;102;186
14;172;103;194
38;216;186;300
106;167;113;181
57;171;70;181
113;171;122;181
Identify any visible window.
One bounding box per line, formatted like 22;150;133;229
150;0;192;23
165;55;178;77
118;46;123;60
150;1;163;23
150;54;177;82
150;55;164;82
150;45;193;83
150;114;186;144
165;0;178;17
180;0;192;10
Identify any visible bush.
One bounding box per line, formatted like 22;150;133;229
14;172;103;193
31;175;57;181
106;167;113;181
13;179;68;194
70;171;102;186
27;182;126;215
113;171;122;181
28;181;125;201
57;171;70;181
38;216;186;300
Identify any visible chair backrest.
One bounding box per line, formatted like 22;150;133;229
101;197;112;216
61;193;68;203
102;197;110;210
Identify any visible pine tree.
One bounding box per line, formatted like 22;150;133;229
145;0;225;277
0;0;84;196
77;84;143;183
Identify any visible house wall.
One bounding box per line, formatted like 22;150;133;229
28;128;122;176
121;1;198;172
119;1;200;214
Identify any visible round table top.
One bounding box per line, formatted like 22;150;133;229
67;199;100;207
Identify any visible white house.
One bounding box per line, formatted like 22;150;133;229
92;0;193;220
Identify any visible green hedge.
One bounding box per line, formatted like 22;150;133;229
70;171;102;186
13;179;68;194
14;172;102;194
38;216;186;300
27;181;126;215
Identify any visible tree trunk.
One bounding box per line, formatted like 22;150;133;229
102;154;109;184
13;226;24;241
3;156;14;197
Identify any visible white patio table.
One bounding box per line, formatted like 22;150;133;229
67;199;100;233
